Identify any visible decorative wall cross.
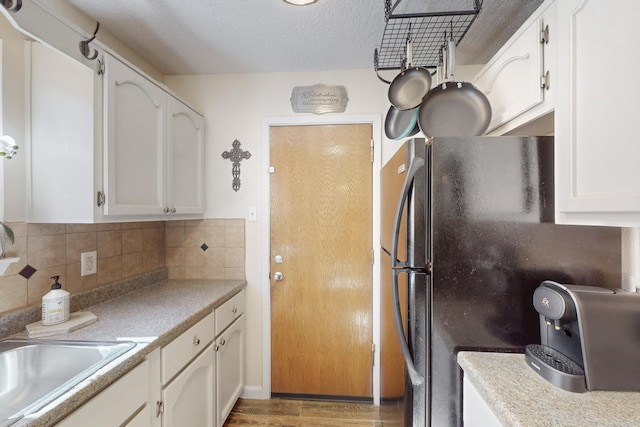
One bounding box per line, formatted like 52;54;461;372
221;139;251;192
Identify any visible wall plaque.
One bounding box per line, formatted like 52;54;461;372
290;84;348;114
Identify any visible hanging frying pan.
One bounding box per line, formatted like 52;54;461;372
418;39;491;137
385;105;420;140
388;39;432;111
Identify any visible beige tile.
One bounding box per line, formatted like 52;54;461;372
142;221;165;229
66;262;97;294
166;247;185;267
97;255;122;286
5;222;27;238
184;246;207;267
143;249;165;271
225;218;245;227
96;223;122;231
225;268;245;280
205;226;225;248
184;267;206;280
66;232;97;264
204;247;225;268
28;223;65;236
225;226;245;248
165;226;185;248
27;266;67;305
3;236;27;276
97;230;122;259
184;225;205;246
143;227;165;251
208;268;226;280
0;274;28;314
204;218;225;227
168;267;185;280
225;247;245;268
122;228;143;254
28;235;66;269
122;252;144;278
66;224;97;234
185;219;205;228
166;220;186;228
121;222;145;230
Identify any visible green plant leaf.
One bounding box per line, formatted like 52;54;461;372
1;222;15;244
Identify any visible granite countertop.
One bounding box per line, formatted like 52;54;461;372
9;277;246;427
458;352;640;427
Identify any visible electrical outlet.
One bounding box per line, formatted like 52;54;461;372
81;251;97;276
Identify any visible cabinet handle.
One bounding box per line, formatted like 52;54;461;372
163;207;170;214
193;337;201;347
171;207;177;213
232;306;238;314
214;344;220;351
220;339;226;346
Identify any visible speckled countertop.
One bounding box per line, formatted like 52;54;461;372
458;352;640;427
7;277;246;427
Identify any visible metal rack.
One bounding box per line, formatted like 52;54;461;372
374;0;482;82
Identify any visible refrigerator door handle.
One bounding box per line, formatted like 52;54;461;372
391;156;425;268
392;268;425;386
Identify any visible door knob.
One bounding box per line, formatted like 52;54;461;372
274;271;284;281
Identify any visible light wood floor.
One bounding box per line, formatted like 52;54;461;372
223;398;384;426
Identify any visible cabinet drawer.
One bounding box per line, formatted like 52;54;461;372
162;312;215;384
57;360;149;427
215;290;245;336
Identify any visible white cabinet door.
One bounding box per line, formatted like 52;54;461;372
215;315;245;426
104;53;166;216
163;345;215;427
555;0;640;226
167;97;204;215
475;0;555;135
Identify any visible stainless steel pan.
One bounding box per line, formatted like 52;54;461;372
418;39;491;137
387;39;432;110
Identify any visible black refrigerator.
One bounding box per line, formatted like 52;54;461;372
380;137;621;426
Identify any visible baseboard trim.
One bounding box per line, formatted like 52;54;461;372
240;385;269;400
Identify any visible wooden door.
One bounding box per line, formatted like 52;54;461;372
270;124;373;398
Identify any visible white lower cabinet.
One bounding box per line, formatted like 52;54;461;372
56;360;150;427
463;376;502;427
162;345;215;427
214;290;246;426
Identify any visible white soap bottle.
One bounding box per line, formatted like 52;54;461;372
42;275;70;326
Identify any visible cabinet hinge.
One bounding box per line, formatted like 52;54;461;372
156;400;164;417
97;191;106;207
540;70;550;90
97;58;105;76
540;24;549;44
372;343;376;366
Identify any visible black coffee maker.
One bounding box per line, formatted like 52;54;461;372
526;280;640;393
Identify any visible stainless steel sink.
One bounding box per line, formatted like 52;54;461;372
0;339;136;427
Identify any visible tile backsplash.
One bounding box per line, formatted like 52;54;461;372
0;219;245;314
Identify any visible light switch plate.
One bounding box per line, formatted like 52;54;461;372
81;251;97;276
248;207;257;222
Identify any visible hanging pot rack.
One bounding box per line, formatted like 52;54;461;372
374;0;483;84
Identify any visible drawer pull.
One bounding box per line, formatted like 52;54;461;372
220;339;226;346
232;306;238;314
193;337;201;347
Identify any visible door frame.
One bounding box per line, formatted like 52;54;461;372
260;114;382;404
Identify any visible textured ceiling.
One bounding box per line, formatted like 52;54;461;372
65;0;543;76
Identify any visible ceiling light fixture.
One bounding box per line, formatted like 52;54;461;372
283;0;317;5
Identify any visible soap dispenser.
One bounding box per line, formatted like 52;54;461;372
42;275;70;326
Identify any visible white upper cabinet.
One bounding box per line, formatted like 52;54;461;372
475;0;556;136
28;43;204;223
167;97;205;215
555;0;640;226
104;53;166;216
